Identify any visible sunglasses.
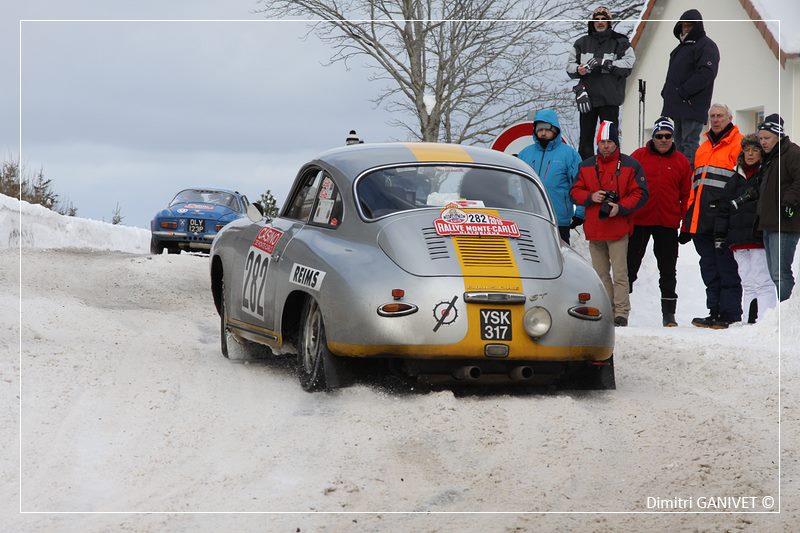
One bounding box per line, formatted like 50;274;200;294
593;17;610;21
654;133;673;140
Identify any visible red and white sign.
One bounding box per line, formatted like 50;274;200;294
252;227;284;254
490;121;534;156
434;206;520;238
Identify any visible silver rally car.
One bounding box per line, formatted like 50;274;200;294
210;142;615;391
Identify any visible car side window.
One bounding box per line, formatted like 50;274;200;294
239;195;249;213
285;169;323;221
309;172;343;228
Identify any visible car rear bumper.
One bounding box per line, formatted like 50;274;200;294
152;231;214;250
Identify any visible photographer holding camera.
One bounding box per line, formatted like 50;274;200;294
571;121;649;327
713;134;777;323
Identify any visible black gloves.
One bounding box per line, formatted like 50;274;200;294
584;57;599;72
714;236;726;250
784;205;795;219
678;231;692;244
569;216;584;229
601;59;614;74
574;83;591;114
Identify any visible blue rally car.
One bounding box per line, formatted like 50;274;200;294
150;188;253;254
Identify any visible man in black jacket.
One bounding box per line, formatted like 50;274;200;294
567;6;635;160
756;114;800;301
661;9;720;167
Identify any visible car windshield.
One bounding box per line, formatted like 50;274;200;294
170;190;240;211
356;165;550;220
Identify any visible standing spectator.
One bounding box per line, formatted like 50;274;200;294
755;114;800;301
628;117;692;327
571;121;649;327
682;103;743;328
714;134;777;322
660;9;720;167
567;6;635;160
518;109;584;244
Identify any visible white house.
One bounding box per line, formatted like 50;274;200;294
619;0;799;154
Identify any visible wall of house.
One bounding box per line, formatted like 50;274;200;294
620;0;793;155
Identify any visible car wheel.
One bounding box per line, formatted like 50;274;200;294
580;357;616;390
297;297;330;392
150;236;165;255
219;278;266;361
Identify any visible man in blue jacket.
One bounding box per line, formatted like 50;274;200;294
518;109;584;244
661;9;720;167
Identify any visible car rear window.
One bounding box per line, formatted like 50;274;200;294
356;165;549;220
171;190;238;210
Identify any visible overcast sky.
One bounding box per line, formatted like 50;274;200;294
4;0;402;228
2;1;647;229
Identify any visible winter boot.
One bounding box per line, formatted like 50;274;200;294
661;298;677;327
692;310;718;328
747;298;758;324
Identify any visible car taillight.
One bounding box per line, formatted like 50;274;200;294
568;306;602;320
377;302;418;317
215;223;226;231
160;221;177;229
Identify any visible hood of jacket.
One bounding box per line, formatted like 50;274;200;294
531;109;564;152
673;9;706;42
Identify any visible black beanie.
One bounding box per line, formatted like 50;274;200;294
758;114;784;137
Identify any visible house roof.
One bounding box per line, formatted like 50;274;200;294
630;0;799;67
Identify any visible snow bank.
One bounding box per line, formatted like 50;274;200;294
0;193;150;253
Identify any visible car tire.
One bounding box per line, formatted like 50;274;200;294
219;278;266;361
580;357;616;390
297;297;331;392
150;236;165;255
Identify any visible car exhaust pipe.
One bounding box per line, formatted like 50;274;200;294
453;366;481;381
510;366;534;381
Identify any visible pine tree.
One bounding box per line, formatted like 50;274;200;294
111;202;124;224
257;190;280;218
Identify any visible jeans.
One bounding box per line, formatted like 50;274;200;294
673;118;704;168
578;105;620;161
763;230;800;301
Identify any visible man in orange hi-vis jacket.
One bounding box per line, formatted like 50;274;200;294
678;103;743;329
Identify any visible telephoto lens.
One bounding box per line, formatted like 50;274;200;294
730;187;758;210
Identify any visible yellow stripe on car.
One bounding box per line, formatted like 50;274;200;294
405;142;473;162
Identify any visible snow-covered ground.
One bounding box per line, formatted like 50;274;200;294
2;193;798;531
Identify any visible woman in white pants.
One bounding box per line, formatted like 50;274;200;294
714;134;778;323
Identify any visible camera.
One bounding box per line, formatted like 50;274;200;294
730;186;759;210
598;190;619;219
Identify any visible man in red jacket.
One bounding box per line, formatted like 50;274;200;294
571;121;649;326
628;117;692;326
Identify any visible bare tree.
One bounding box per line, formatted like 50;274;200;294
257;0;642;144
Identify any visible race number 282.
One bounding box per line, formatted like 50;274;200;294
242;249;269;319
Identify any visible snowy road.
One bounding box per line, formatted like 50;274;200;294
3;248;798;531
